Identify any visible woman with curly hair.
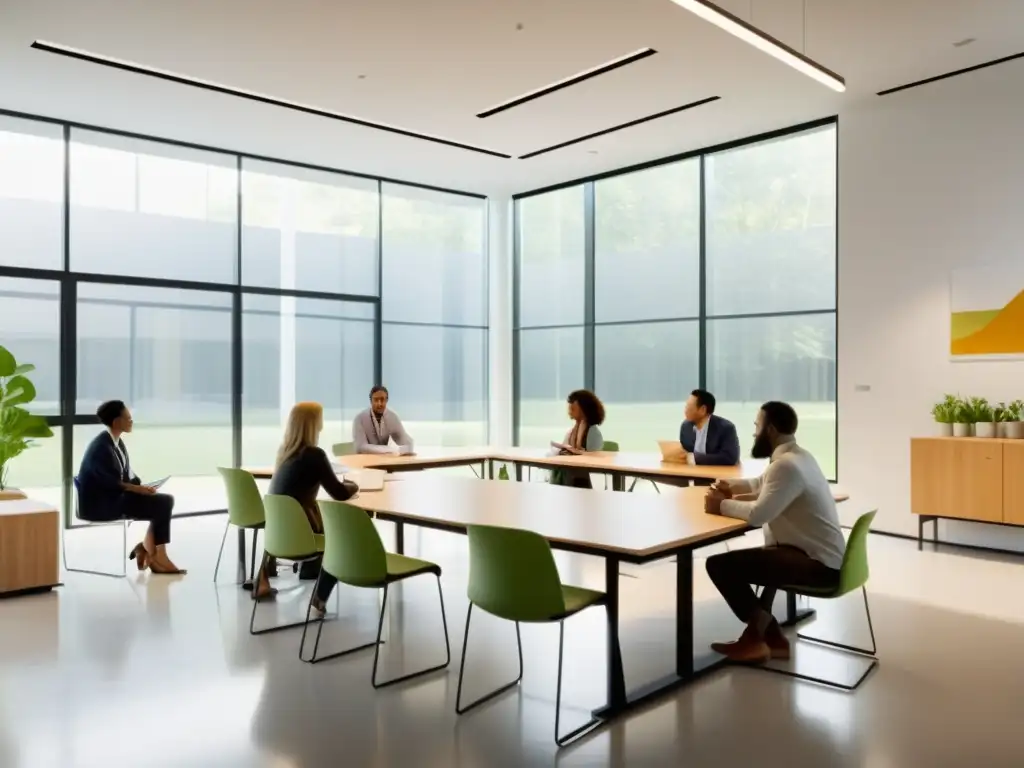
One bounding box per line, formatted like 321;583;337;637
549;389;606;488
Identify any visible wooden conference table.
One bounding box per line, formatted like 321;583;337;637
247;449;853;723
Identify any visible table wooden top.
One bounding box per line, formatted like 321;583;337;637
0;499;58;517
494;448;766;480
344;475;748;561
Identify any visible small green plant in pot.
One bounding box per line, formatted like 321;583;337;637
931;394;959;437
0;345;54;498
1007;400;1024;440
952;396;973;437
972;397;997;438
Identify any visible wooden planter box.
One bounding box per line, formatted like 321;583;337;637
0;499;60;597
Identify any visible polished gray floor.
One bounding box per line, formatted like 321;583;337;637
2;511;1024;767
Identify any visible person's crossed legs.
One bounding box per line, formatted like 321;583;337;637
705;545;839;663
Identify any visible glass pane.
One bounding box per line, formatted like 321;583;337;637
705;125;836;316
381;184;487;325
517;187;585;328
706;312;836;478
517;327;584;447
70;129;238;282
382;324;487;446
0;116;63;270
6;426;62;513
594;321;699;450
75;283;233;483
241;159;378;295
595;160;700;322
0;278;60;414
72;425;227;516
242;294;375;466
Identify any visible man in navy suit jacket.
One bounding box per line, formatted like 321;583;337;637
679;389;740;466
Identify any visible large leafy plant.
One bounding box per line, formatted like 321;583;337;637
0;345;53;490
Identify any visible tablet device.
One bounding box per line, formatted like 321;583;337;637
145;476;170;490
656;440;687;463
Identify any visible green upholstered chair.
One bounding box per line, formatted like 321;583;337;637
332;442;355;457
215;468;267;585
763;510;879;691
455;524;620;747
249;494;326;636
298;500;450;688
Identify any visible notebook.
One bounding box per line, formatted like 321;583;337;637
346;468;386;492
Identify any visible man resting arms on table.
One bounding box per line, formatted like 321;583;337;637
703;401;846;664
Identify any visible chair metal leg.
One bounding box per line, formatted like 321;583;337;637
213;520;230;583
456;603;524;714
372;575;451;687
250;529;259;582
628;478;638;492
553;617;604;747
62;519;129;579
298;571;380;662
762;587;878;691
251;555;331;636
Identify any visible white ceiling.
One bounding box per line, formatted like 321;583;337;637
1;0;1022;196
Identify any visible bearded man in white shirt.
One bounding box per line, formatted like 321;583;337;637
703;401;846;664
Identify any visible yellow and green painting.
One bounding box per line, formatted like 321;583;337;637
950;265;1024;358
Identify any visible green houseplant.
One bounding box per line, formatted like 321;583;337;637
1007;399;1024;440
931;394;958;437
952;396;973;437
0;345;54;498
971;397;997;438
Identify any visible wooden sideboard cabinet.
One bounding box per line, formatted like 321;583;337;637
911;437;1024;548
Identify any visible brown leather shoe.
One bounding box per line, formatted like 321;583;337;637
711;628;771;664
764;622;791;660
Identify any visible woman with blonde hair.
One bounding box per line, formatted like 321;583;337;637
256;402;357;599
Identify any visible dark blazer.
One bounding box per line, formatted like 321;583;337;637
679;414;740;466
77;431;139;520
268;446;358;525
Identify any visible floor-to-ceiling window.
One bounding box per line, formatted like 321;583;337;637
0;110;488;523
513;119;838;478
381;184;489;446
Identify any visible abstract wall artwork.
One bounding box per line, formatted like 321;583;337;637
950;263;1024;359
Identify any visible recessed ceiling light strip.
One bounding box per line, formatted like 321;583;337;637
477;47;658;118
30;40;512;158
668;0;845;92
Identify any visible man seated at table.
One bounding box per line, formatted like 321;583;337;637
352;385;415;455
680;389;740;467
703;401;846;664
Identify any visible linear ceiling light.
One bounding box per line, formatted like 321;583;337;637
477;48;658;118
30;40;511;158
668;0;845;92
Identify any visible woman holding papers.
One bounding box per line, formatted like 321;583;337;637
549;389;606;489
261;402;358;601
77;400;185;574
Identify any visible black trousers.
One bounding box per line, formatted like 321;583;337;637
115;492;175;546
705;545;839;624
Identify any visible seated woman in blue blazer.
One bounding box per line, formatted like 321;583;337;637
77;400;185;574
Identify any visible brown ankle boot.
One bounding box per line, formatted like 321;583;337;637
710;625;770;664
764;621;791;660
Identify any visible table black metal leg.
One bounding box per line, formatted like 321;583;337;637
487;459;494;479
515;463;523;482
395;521;404;555
676;552;694;677
236;528;246;583
611;473;625;493
918;515;924;551
780;590;815;627
604;556;627;711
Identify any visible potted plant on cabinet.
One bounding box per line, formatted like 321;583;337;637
972;397;997;438
952;397;973;437
1007;400;1024;439
0;345;54;500
931;394;958;437
994;402;1011;438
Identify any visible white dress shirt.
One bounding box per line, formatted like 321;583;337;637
719;438;846;570
686;419;710;466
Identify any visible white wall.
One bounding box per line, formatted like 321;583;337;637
838;58;1024;549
